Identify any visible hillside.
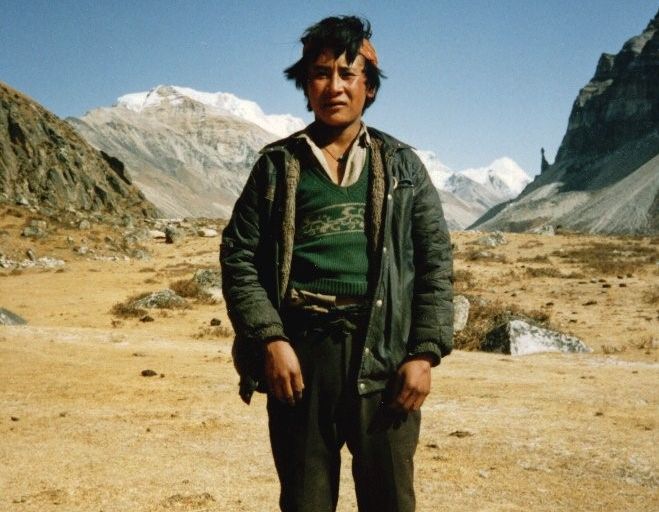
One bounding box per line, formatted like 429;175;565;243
472;10;659;234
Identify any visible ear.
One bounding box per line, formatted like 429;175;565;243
366;86;376;100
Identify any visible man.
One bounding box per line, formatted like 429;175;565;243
221;15;453;512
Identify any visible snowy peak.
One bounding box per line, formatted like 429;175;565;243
460;157;531;197
116;85;305;138
415;150;452;189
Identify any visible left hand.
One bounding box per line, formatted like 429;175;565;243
390;355;433;412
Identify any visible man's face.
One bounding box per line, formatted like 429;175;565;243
306;49;375;129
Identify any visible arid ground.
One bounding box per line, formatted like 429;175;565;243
1;209;657;511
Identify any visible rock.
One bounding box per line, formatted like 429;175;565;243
16;196;29;206
0;308;27;325
22;220;48;238
453;295;469;332
149;230;166;239
482;319;591;356
530;225;555;236
192;269;222;300
78;219;91;230
164;225;183;244
474;231;506;247
197;228;218;238
26;249;36;261
141;369;158;377
74;246;89;255
132;289;188;310
210;318;222;326
140;315;154;322
193;269;221;288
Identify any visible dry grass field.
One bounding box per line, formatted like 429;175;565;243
1;208;657;511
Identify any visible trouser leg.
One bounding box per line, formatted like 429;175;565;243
347;394;420;512
268;310;357;512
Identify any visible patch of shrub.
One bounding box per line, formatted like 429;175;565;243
453;269;475;291
517;254;550;263
453;299;551;351
525;266;563;278
551;242;658;276
111;292;151;318
462;249;508;263
642;287;659;305
170;279;217;304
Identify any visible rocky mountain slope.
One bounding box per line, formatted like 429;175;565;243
0;81;157;221
68;85;304;218
471;10;659;234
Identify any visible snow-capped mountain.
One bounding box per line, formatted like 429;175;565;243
116;85;305;138
415;150;530;228
69;86;306;218
69;84;529;226
460;157;531;197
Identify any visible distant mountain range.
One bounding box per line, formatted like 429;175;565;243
471;9;659;235
68;85;528;227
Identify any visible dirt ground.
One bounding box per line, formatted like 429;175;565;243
1;214;657;511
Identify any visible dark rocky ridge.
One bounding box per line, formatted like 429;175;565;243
472;10;659;234
0;81;158;221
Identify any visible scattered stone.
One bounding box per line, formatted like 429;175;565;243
164;225;183;244
16;196;29;206
210;318;222;326
474;231;507;247
482;319;591;356
78;219;91;230
26;249;36;261
132;289;188;310
0;308;27;326
141;369;158;377
10;416;19;421
74;246;89;255
449;430;473;438
583;300;597;306
602;284;611;288
453;295;469;332
149;230;166;239
619;283;627;288
21;225;45;238
140;315;155;322
197;228;218;238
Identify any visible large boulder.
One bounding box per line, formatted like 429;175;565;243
133;289;188;310
482;319;591;356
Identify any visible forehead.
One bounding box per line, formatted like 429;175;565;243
310;49;365;68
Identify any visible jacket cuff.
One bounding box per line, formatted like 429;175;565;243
253;324;289;344
408;342;442;367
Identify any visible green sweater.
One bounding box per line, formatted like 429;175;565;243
289;155;370;296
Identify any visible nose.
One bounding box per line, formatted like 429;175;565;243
327;71;343;94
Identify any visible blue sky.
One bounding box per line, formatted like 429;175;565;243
2;1;657;175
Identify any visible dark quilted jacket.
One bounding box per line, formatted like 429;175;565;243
221;127;453;403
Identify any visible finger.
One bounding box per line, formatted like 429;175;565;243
292;371;305;401
280;375;295;405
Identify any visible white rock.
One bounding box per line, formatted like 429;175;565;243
197;228;218;237
483;319;591;356
454;295;470;332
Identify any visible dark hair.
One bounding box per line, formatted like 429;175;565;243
284;15;385;111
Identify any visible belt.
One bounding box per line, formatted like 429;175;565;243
284;288;367;313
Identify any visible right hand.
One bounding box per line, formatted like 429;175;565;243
264;340;304;405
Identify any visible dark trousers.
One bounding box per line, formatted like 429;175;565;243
268;306;420;512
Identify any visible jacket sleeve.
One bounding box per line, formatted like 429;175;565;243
220;155;288;344
407;151;454;363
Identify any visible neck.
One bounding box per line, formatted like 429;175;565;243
308;119;363;149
